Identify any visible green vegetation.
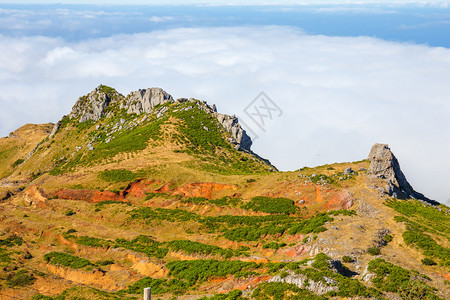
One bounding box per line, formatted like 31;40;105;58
64;209;76;216
342;256;354;263
98;169;138;182
386;199;450;266
402;229;449;266
94;200;131;208
166;259;260;286
182;196;241;207
5;269;36;287
170;102;271;175
129;208;354;242
119;276;187;296
0;236;23;247
262;242;287;250
199;290;244;300
243;196;297;214
44;252;92;269
253;282;327;300
115;235;168;259
11;158;25;168
367;247;381;256
86;119;164;163
367;258;441;299
129;207;200;222
167;240;247;258
421;258;437;266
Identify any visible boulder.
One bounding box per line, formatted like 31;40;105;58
367;143;436;203
121;88;173;114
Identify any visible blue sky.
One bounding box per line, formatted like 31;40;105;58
0;2;449;204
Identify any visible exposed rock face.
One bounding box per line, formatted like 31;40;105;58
121;88;174;114
69;85;119;122
367;143;434;203
68;85;255;152
216;113;252;151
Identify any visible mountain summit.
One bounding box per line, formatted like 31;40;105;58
0;85;448;300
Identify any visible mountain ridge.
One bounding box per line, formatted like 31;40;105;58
0;85;448;299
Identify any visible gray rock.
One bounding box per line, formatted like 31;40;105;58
49;121;61;138
215;113;252;151
121;88;173;114
367;143;435;203
69;85;120;122
344;167;353;174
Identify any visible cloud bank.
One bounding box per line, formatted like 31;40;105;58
0;26;449;204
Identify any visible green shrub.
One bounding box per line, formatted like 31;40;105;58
166;259;260;286
198;290;244;300
98;169;137;182
115;235;168;259
120;276;187;295
0;236;23;247
252;282;327;300
367;258;440;299
6;269;36;287
342;255;354;263
11;158;25;168
262;242;286;250
243;196;297;214
167;240;234;258
421;258;437;266
97;260;114;266
43;252;92;269
65;209;76;216
367;247;381;256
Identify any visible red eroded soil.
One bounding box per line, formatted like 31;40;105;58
56;188;124;203
171;182;237;199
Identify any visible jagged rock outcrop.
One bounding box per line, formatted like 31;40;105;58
69;85;120;122
216;113;252;151
68;85;254;152
367;143;435;203
121;88;173;114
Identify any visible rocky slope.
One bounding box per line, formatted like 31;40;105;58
0;85;448;300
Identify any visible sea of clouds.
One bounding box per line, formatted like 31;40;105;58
0;25;449;204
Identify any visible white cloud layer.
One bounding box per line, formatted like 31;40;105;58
0;26;449;204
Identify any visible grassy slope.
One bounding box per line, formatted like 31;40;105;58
0;89;448;299
0;123;53;179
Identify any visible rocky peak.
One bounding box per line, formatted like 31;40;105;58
367;143;435;203
68;84;254;152
69;85;122;122
121;88;174;114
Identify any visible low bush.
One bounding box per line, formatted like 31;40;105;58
6;269;36;287
243;196;297;214
166;259;260;286
367;247;381;256
421;257;437;266
43;252;92;269
115;235;168;259
367;258;440;299
11;158;25;168
252;282;327;300
262;242;287;250
342;255;354;263
0;236;23;247
98;169;137;182
198;290;244;300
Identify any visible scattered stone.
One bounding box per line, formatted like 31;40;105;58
344;167;353;174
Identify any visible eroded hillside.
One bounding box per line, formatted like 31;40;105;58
0;85;448;300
